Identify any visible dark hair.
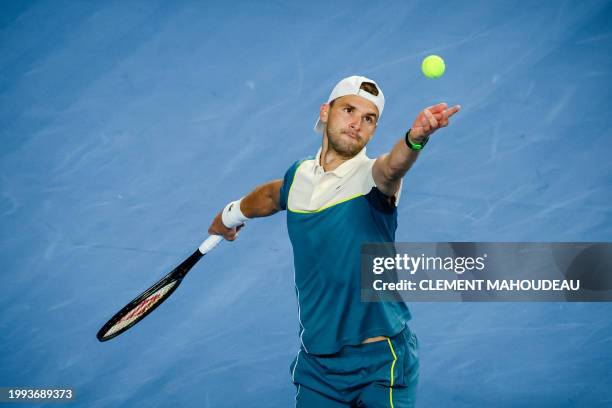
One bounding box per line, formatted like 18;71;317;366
359;81;379;96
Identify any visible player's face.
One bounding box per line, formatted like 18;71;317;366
321;95;379;158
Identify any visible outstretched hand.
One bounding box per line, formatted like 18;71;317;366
410;103;461;142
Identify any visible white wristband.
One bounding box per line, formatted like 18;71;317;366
221;198;249;228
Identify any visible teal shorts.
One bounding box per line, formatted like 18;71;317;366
290;326;419;408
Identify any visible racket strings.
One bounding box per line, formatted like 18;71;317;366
102;280;178;338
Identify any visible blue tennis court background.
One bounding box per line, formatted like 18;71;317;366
1;1;611;407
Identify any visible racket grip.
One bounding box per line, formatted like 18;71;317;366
198;235;223;255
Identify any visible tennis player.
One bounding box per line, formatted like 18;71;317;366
208;76;460;407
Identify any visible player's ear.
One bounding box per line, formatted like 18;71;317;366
320;103;330;125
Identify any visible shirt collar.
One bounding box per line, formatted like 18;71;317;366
314;146;368;177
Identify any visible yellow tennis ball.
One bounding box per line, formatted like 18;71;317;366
421;55;445;79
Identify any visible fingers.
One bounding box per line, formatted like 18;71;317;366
423;109;438;129
221;225;243;241
208;225;236;241
208;212;244;241
417;114;430;134
412;103;460;137
446;104;461;118
425;102;448;114
225;227;239;241
414;109;436;135
427;104;461;126
439;110;449;127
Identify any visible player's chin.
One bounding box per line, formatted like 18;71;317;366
340;141;364;157
340;135;364;151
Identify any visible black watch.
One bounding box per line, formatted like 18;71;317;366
405;129;429;151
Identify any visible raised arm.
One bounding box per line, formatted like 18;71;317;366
372;102;460;197
207;179;283;241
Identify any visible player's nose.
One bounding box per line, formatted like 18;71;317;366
349;115;361;130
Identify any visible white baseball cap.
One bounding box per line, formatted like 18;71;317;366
314;75;385;133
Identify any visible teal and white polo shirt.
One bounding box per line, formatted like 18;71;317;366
280;147;412;355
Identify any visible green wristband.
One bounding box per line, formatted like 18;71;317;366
405;129;429;151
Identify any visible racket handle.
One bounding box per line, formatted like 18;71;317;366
198;235;223;255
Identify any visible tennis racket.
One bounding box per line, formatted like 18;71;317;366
96;235;223;342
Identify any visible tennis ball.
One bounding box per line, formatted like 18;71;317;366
421;55;445;79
